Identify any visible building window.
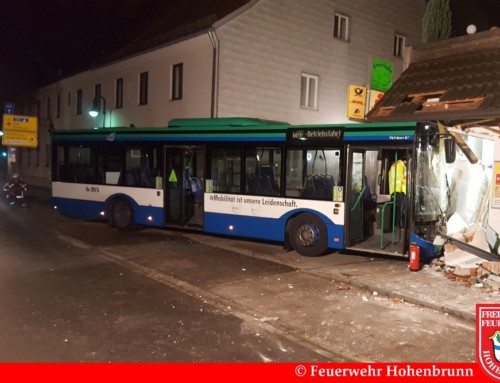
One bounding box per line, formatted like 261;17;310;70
172;63;183;100
300;73;319;110
46;97;51;119
394;34;406;57
333;13;349;41
139;72;148;105
56;94;61;118
116;78;123;108
95;84;101;98
76;89;83;115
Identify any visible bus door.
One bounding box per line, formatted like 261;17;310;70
164;146;205;228
346;149;366;245
346;147;408;256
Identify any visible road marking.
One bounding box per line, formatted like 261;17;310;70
97;247;369;362
56;235;92;249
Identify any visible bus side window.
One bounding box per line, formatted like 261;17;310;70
300;175;316;198
138;165;154;187
209;148;241;193
245;147;281;196
256;165;280;196
286;148;340;200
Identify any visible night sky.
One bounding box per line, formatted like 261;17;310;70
0;0;248;103
0;0;499;105
451;0;500;35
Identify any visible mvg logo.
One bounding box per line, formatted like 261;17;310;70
477;304;500;380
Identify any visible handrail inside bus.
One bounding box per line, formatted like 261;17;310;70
350;186;366;212
380;198;396;249
380;152;400;249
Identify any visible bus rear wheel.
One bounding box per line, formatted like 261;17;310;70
110;198;137;231
289;213;328;257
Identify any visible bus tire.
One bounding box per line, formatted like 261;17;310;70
110;198;137;231
289;212;328;257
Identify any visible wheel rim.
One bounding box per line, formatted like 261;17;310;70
296;223;319;247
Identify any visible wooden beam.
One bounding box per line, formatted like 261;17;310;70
448;130;479;164
422;97;484;111
457;118;498;128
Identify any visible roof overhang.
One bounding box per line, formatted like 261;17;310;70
367;28;500;127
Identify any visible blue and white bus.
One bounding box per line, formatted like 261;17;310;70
51;118;446;259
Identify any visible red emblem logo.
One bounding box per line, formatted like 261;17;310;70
477;304;500;380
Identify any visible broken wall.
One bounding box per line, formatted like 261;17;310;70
446;132;493;232
487;131;500;251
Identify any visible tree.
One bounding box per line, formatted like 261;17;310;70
422;0;452;43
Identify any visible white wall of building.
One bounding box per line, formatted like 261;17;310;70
488;135;500;245
38;34;214;131
215;0;425;124
20;0;425;186
23;34;214;186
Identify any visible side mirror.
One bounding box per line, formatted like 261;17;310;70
444;136;456;163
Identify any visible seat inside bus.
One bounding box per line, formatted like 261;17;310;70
300;174;335;200
246;165;280;196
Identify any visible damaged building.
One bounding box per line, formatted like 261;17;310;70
367;27;500;287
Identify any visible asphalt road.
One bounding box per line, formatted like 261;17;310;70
0;196;477;362
0;200;333;362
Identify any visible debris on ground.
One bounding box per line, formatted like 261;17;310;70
427;221;500;291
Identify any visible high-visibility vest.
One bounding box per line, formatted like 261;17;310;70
388;160;406;194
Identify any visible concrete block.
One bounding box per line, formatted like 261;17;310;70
484;274;500;291
481;261;500;275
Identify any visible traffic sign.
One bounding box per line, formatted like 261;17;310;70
2;114;38;148
4;103;14;115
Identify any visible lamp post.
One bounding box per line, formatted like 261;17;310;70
89;95;106;128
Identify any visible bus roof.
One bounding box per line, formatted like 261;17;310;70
51;119;420;144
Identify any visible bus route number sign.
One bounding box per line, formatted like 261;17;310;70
287;128;343;144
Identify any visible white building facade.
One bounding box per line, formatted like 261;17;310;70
21;0;425;186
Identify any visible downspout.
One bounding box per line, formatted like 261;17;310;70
208;28;219;118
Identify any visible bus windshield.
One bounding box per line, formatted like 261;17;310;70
413;124;444;242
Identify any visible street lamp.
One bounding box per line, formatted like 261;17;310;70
89;95;106;128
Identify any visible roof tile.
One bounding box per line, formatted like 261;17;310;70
368;29;500;124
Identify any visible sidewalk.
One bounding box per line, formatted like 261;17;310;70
183;233;500;322
26;186;499;322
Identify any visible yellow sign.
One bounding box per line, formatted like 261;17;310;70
2;114;38;148
333;186;344;202
347;85;367;120
493;162;500;209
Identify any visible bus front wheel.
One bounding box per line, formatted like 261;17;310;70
110;198;137;231
289;213;328;257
